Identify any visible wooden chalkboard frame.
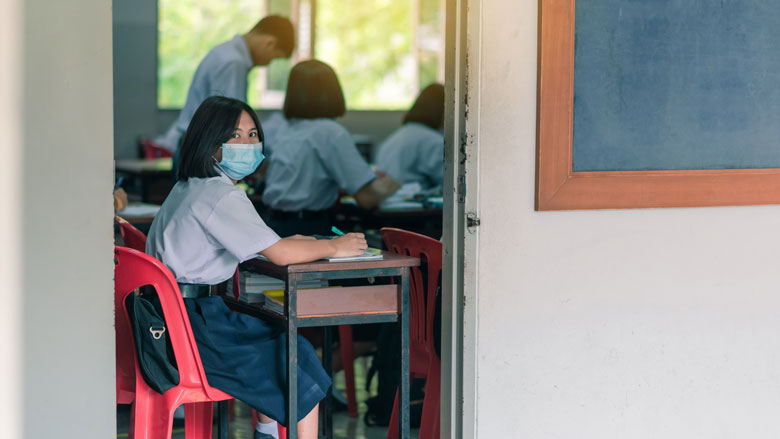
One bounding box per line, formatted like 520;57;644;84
535;0;780;210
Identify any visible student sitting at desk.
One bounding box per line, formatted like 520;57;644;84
262;60;400;237
146;96;367;439
375;83;444;190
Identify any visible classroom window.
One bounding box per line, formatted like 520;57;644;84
157;0;443;110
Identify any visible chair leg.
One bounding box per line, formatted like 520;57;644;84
386;389;400;439
131;388;174;439
185;401;214;439
338;325;358;418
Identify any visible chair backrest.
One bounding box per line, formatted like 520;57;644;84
140;137;173;159
115;215;147;252
114;246;223;399
113;216;243;302
380;228;442;354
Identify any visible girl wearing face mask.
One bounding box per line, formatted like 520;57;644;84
146;96;366;439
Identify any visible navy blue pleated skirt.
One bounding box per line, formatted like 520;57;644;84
183;296;331;426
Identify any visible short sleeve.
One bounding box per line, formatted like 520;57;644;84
202;189;280;261
316;125;376;195
210;62;248;101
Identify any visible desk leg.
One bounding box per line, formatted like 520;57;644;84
216;401;228;439
287;276;299;439
399;268;410;439
322;326;333;439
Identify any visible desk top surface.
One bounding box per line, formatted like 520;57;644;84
115;158;173;173
116;202;161;224
244;251;419;276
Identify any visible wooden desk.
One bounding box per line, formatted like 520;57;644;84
225;253;419;439
115;158;173;203
115;202;160;225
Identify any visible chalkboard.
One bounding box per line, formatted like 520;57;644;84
535;0;780;210
572;1;780;172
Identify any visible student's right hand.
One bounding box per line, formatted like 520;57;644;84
332;232;367;257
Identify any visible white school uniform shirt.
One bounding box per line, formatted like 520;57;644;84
154;35;253;152
262;118;377;211
259;112;288;157
146;170;280;285
375;122;444;189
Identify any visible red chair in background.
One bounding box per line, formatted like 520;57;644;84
380;228;442;439
140;138;173;159
115;215;148;252
115;246;234;438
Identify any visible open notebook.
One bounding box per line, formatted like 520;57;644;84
255;247;383;263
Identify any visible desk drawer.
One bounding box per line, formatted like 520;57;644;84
297;284;398;318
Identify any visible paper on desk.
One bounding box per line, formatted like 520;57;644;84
380;182;425;210
117;203;161;217
255;247;384;263
379;200;425;211
326;247;383;262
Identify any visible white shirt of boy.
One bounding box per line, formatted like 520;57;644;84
146;170;280;285
375;122;444;189
262;119;376;211
155;35;253;152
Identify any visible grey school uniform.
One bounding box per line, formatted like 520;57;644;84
375;122;444;189
146;170;331;425
262;118;376;211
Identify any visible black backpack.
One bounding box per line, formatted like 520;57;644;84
125;292;179;394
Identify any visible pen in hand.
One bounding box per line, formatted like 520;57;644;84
331;226;345;236
114;176;124;191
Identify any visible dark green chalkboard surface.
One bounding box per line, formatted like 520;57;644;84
572;1;780;172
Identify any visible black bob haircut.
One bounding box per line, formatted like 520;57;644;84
403;83;445;130
177;96;263;181
283;60;346;120
251;15;296;58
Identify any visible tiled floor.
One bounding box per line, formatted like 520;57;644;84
117;358;419;439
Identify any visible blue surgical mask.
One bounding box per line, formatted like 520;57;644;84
214;142;265;180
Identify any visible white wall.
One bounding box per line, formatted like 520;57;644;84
0;0;115;437
0;0;24;436
473;1;780;438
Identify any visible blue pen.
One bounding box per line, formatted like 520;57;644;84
114;176;124;191
331;226;345;236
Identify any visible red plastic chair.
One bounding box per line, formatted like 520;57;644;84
115;215;148;252
140;137;174;159
115;246;234;438
380;228;442;439
338;325;359;417
114;218;254;425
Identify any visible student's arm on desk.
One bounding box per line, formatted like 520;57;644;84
353;175;402;209
260;233;367;266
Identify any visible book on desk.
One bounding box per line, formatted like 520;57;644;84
231;272;328;312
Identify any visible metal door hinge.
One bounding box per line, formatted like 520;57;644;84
457;175;466;203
